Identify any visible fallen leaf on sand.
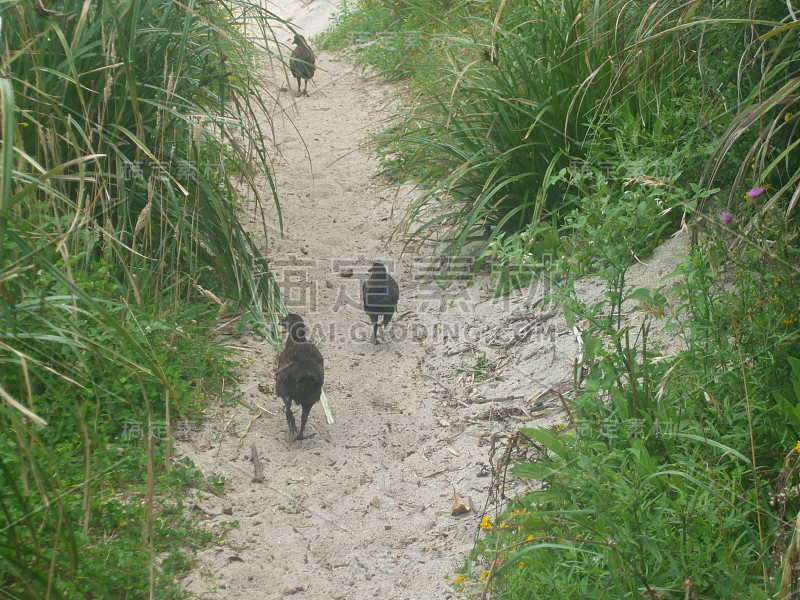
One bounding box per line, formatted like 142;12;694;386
282;585;308;595
451;489;471;515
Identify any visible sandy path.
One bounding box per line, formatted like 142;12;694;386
180;5;490;599
177;2;689;598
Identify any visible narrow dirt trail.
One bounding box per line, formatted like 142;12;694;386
178;2;689;598
180;6;490;599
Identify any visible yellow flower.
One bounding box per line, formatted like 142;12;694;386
480;570;489;580
462;28;467;33
519;561;526;569
379;45;384;49
21;123;29;127
786;113;792;122
526;534;535;540
794;440;800;452
480;516;492;531
454;575;466;584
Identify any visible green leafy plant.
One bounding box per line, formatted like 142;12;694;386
466;187;800;597
774;358;800;440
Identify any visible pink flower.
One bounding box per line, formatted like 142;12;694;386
747;187;765;198
721;211;733;224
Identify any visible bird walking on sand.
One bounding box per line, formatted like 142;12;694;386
362;262;400;344
289;34;316;96
275;314;324;441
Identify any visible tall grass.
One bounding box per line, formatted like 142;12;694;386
4;0;284;317
701;6;800;219
1;0;287;596
375;0;721;258
389;0;621;256
326;0;777;259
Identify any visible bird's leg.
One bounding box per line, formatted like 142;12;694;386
295;403;315;441
372;321;380;345
303;80;309;96
284;397;297;440
296;78;301;95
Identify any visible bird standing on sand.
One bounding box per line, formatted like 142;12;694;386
289;34;316;97
275;314;324;441
362;262;400;344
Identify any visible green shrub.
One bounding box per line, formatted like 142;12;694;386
464;188;800;598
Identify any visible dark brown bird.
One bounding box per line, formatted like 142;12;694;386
362;262;400;344
289;34;316;96
275;313;324;441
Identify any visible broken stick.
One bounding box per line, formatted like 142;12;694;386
250;443;264;483
320;389;334;424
